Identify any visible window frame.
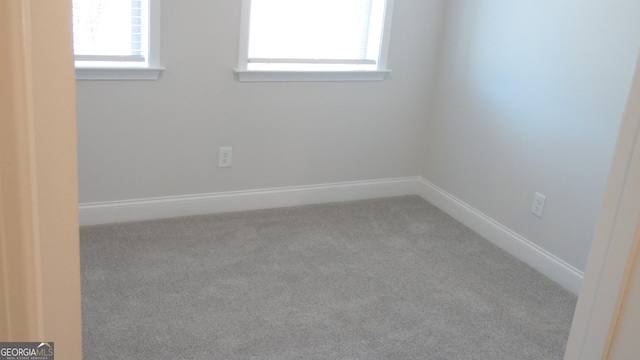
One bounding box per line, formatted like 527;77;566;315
234;0;395;82
74;0;164;81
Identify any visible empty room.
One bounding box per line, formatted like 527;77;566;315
2;0;640;359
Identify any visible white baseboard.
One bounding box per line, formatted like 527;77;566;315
79;175;583;295
415;178;584;295
79;177;424;227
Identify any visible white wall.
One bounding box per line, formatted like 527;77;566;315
424;0;640;271
77;0;640;278
76;0;446;203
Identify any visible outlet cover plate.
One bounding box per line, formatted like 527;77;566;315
218;147;232;168
531;192;546;218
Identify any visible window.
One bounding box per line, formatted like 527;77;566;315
235;0;394;82
72;0;163;80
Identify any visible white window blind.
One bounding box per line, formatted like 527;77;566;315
72;0;149;66
245;0;388;72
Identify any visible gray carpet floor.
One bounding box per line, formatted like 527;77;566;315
80;196;577;359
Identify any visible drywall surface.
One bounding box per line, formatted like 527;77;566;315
76;0;446;203
425;0;640;271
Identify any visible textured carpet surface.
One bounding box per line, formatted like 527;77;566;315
81;196;576;359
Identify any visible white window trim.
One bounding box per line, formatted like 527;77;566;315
75;0;164;81
234;0;395;82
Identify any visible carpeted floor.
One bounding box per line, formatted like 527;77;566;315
80;196;577;359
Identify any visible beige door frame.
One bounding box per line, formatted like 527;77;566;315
564;50;640;359
0;0;82;359
607;221;640;358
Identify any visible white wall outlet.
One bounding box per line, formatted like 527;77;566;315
218;147;232;168
531;192;546;218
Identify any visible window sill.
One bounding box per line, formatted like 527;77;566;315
75;66;165;81
234;69;391;82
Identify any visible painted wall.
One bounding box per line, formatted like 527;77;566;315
77;0;640;275
76;0;446;203
424;0;640;271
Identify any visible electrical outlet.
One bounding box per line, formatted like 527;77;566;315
531;192;546;218
218;147;232;168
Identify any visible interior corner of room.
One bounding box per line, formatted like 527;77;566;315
7;0;640;358
66;0;640;359
76;0;640;297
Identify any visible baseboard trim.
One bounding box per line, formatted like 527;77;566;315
79;177;424;227
79;176;583;294
415;178;584;295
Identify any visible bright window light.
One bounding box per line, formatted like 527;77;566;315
236;0;393;80
72;0;149;68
